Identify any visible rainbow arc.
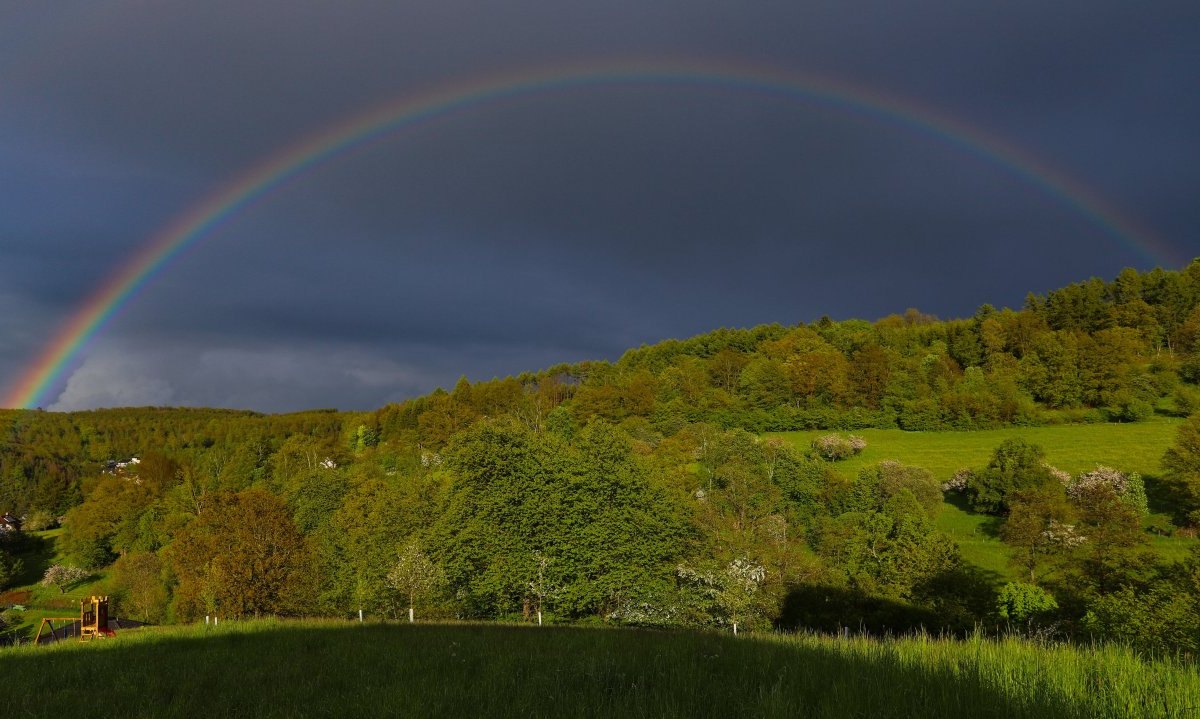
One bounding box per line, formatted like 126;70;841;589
1;59;1173;409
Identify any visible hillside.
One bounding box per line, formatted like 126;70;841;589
4;263;1200;656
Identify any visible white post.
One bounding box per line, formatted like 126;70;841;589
537;610;543;626
408;606;414;624
215;617;219;626
358;609;363;623
205;615;210;625
732;622;738;636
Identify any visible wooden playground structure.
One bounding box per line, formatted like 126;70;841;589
34;595;117;644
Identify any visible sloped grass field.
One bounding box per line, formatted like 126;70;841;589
773;420;1197;578
773;419;1182;481
2;620;1198;718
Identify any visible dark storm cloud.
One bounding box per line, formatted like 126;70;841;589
1;0;1197;410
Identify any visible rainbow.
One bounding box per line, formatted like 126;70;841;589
2;58;1175;409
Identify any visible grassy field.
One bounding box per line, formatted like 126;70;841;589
772;419;1183;480
2;620;1197;718
772;419;1197;579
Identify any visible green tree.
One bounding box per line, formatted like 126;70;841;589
0;547;23;590
1082;583;1198;655
110;551;169;623
967;438;1057;514
1163;414;1200;517
433;419;686;618
1068;483;1154;594
996;582;1059;625
168;489;312;620
1000;483;1077;583
816;491;959;601
60;474;155;567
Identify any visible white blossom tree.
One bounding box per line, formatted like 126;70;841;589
387;541;445;623
676;557;767;634
41;564;88;594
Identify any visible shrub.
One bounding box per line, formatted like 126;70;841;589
1082;584;1199;655
966;438;1056;514
0;548;23;590
996;582;1058;624
811;434;867;461
21;510;57;532
941;468;972;493
1105;392;1154;423
1067;466;1148;515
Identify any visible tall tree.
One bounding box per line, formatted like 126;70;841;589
168;489;312;620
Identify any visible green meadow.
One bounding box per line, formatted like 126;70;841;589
3;620;1199;719
772;419;1182;480
772;419;1196;578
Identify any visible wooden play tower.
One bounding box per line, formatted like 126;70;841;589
35;596;116;643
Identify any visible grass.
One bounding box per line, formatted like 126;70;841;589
771;419;1196;581
2;620;1197;718
772;418;1183;481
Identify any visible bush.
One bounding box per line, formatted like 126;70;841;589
1066;466;1148;515
996;582;1058;625
966;438;1056;514
0;548;23;590
1172;386;1200;417
21;510;57;532
811;434;867;461
1082;584;1199;655
1104;392;1154;423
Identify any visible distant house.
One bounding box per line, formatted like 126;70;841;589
0;513;21;534
103;457;142;478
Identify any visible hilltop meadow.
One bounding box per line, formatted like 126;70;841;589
5;263;1200;714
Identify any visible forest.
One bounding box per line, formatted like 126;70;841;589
4;261;1200;654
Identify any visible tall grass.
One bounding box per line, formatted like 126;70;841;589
3;620;1197;718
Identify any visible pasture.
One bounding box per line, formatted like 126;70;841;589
773;419;1182;480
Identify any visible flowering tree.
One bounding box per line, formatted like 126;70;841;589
811;434;867;461
676;557;767;634
941;468;973;493
387;540;445;623
41;564;88;594
1067;466;1148;515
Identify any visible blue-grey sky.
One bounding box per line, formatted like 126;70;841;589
1;0;1197;411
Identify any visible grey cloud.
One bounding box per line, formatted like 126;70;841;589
1;0;1196;410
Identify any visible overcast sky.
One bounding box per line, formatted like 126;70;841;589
1;0;1197;412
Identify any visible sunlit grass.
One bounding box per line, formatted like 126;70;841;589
772;419;1181;481
2;620;1196;718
